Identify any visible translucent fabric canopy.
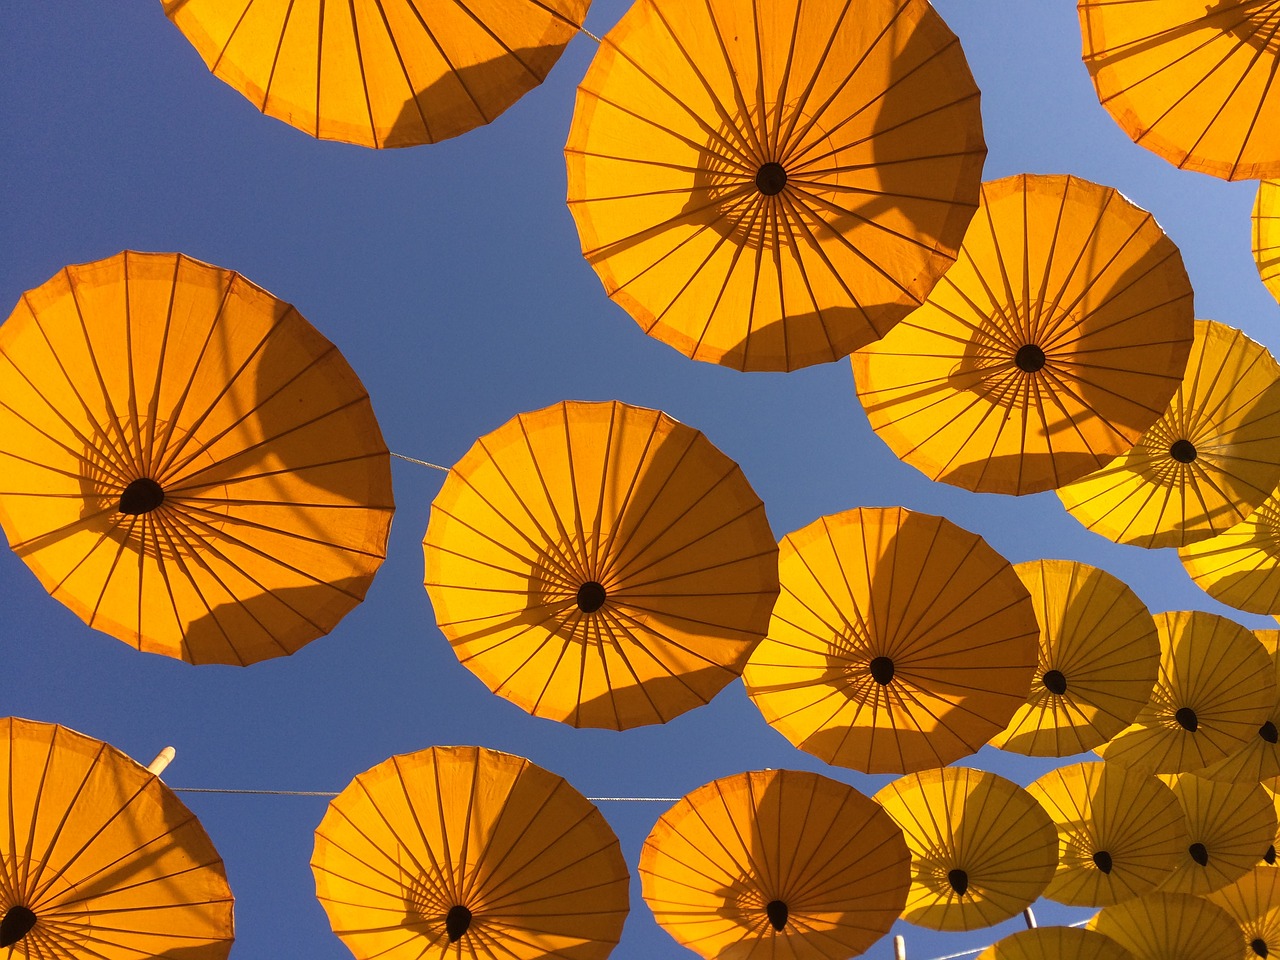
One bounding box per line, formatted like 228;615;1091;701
163;0;590;147
1088;891;1242;960
0;251;394;664
977;927;1136;960
565;0;986;371
1155;774;1276;895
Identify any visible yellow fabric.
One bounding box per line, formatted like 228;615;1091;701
1154;774;1276;895
312;745;629;960
639;769;909;960
1180;492;1280;615
976;927;1135;960
1058;319;1280;548
1027;762;1188;908
1206;865;1280;960
1255;181;1280;304
0;716;233;959
423;400;779;730
1097;611;1276;774
874;767;1058;931
1193;631;1280;783
0;252;393;665
1079;0;1280;181
853;173;1194;495
564;0;985;372
1088;892;1242;960
991;559;1159;756
163;0;587;147
743;506;1038;774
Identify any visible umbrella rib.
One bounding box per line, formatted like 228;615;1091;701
146;508;242;663
696;0;765;162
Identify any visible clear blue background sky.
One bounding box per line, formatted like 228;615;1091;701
2;2;1277;958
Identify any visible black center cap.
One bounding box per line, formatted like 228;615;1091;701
1175;706;1199;732
576;581;607;613
756;162;787;196
118;477;165;515
1015;344;1046;372
1042;669;1068;695
0;906;36;948
1170;439;1197;463
869;656;895;685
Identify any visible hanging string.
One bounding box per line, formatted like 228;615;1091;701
390;451;449;472
910;917;1093;960
582;27;603;43
171;786;677;802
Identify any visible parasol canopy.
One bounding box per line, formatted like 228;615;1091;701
0;251;394;665
1058;319;1280;549
0;716;233;958
1155;773;1276;895
1088;891;1243;960
1255;180;1280;305
163;0;590;147
423;399;779;730
874;766;1058;931
1180;493;1280;616
1191;630;1280;783
1026;762;1188;908
1205;865;1280;960
990;559;1160;757
1079;0;1280;180
1096;610;1276;774
638;768;910;960
976;926;1136;960
311;744;629;960
742;506;1038;774
564;0;986;371
852;172;1194;495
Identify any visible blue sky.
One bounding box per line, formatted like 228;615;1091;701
2;2;1277;958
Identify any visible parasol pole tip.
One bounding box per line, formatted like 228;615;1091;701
893;934;906;960
1023;906;1038;928
147;746;176;777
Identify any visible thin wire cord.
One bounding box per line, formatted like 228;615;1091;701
390;451;449;472
171;786;677;802
914;918;1092;960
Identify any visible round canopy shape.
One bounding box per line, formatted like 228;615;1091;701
1255;181;1280;305
742;506;1038;774
874;766;1058;931
163;0;589;147
1027;762;1188;908
852;172;1194;495
1058;319;1280;549
1191;631;1280;783
1097;611;1276;774
312;744;629;960
639;768;910;960
991;559;1160;757
1206;865;1280;960
1088;891;1242;960
1180;491;1280;615
1155;774;1277;895
564;0;986;371
0;716;233;958
423;399;779;729
1079;0;1280;180
977;927;1136;960
0;251;394;664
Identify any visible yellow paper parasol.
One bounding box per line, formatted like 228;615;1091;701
423;399;779;729
0;716;233;958
991;559;1160;757
1079;0;1280;180
742;506;1038;774
1027;762;1188;907
564;0;986;371
1058;320;1280;548
1088;891;1242;960
1180;492;1280;615
977;926;1136;960
163;0;589;147
1206;865;1280;960
311;744;629;960
874;766;1058;931
0;251;393;665
1155;774;1276;895
1192;631;1280;783
639;768;910;960
1097;611;1276;774
1254;181;1280;304
852;172;1194;495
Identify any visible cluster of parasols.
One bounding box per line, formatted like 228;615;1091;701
6;0;1280;958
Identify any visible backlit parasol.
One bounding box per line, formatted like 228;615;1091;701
638;768;910;960
0;251;394;664
852;172;1194;495
1058;319;1280;548
1079;0;1280;180
977;927;1136;960
1192;631;1280;783
564;0;986;371
1155;774;1276;895
1206;865;1280;960
874;766;1058;931
1254;181;1280;304
0;716;233;958
742;506;1038;774
311;744;629;960
1096;611;1276;774
163;0;590;147
1088;891;1242;960
990;559;1159;757
1026;762;1188;907
1180;493;1280;615
423;399;779;729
